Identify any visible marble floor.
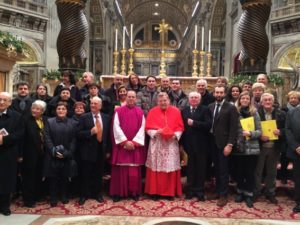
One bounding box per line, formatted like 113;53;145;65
1;214;300;225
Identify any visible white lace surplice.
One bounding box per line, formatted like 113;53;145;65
145;129;182;172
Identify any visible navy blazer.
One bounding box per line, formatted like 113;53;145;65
77;112;111;162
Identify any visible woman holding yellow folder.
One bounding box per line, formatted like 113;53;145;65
232;91;262;208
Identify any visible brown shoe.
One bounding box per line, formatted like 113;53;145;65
217;196;228;207
207;193;219;200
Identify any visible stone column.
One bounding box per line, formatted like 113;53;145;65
56;0;88;71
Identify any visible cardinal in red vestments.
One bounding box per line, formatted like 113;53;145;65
144;92;184;199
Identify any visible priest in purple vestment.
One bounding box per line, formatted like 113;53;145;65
109;90;146;202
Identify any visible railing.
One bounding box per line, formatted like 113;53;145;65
271;3;300;20
0;0;47;15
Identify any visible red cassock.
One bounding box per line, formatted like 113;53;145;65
144;106;184;197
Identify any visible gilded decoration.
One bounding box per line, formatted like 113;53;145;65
17;43;38;64
134;52;177;59
278;45;300;70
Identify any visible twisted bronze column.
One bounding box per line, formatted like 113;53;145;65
238;0;271;73
56;0;88;71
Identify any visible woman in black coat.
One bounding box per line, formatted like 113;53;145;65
22;100;48;208
43;101;77;207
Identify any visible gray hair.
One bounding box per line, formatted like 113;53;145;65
0;92;12;101
260;93;274;102
157;92;169;99
196;79;207;87
252;82;265;91
32;100;47;113
91;96;102;104
189;91;201;99
82;71;94;79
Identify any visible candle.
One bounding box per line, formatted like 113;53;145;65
194;25;197;49
115;29;118;51
208;29;211;52
201;26;204;51
122;26;125;49
130;24;133;48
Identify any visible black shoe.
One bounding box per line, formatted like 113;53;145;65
132;195;139;201
245;197;253;208
50;201;57;207
185;193;193;200
197;195;205;202
96;195;104;203
266;195;278;204
151;195;159;201
112;196;121;202
24;202;35;208
0;208;11;216
165;196;174;201
61;196;69;204
235;194;244;203
293;204;300;213
79;197;86;205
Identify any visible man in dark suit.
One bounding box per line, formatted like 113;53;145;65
181;92;212;201
10;81;33;118
208;86;239;206
0;92;24;216
77;96;111;205
286;104;300;213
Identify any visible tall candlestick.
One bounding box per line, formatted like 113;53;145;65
194;25;197;49
201;26;204;51
122;26;125;49
208;29;211;52
115;29;118;51
130;24;133;48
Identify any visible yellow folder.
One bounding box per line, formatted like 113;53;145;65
261;120;278;141
240;117;255;131
240;117;255;140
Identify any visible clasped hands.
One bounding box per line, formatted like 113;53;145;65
123;141;135;150
154;129;176;140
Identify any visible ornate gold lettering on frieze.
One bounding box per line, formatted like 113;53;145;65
134;52;177;58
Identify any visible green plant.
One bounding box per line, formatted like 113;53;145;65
229;73;284;86
43;69;61;80
0;30;27;54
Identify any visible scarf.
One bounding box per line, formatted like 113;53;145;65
16;95;30;111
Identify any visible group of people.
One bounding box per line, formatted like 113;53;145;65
0;71;300;216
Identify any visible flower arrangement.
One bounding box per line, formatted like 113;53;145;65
229;73;284;86
0;31;29;57
43;69;61;81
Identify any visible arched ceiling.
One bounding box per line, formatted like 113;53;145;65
119;0;199;37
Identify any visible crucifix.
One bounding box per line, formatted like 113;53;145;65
155;19;172;77
155;19;172;50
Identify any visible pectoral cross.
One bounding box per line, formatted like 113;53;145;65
155;19;172;50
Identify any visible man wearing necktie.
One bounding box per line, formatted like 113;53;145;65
181;92;212;201
77;96;111;205
208;86;239;207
